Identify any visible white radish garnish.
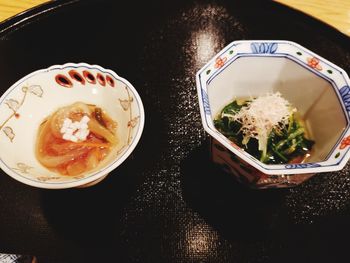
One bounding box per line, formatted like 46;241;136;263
60;116;90;142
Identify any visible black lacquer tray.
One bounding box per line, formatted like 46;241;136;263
1;1;350;262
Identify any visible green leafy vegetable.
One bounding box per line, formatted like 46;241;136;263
214;100;314;164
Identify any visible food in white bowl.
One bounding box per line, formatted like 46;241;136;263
36;102;119;176
196;40;350;188
0;63;145;189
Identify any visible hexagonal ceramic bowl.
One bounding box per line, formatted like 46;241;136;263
196;40;350;188
0;63;145;189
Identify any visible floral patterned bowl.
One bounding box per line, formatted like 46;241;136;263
196;40;350;189
0;63;144;189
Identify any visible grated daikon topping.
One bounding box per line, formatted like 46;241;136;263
232;92;293;155
60;116;90;142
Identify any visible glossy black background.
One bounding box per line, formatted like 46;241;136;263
0;0;350;262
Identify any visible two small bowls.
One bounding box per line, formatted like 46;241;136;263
1;40;350;190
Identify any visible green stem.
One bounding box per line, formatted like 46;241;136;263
287;128;304;140
271;147;288;162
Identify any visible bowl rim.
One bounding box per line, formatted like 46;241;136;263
0;62;145;189
196;40;350;175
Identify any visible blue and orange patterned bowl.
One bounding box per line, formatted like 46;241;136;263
196;40;350;188
0;63;145;189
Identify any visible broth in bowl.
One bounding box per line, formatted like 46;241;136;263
36;102;118;176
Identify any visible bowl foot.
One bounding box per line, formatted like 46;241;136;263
76;174;108;188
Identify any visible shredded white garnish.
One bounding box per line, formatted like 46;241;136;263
60;116;90;142
231;92;293;155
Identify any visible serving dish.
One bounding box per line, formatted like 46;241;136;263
0;63;145;189
197;40;350;188
1;0;350;261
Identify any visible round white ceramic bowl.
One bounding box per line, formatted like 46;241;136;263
196;40;350;188
0;63;145;189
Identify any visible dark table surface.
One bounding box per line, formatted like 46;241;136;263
1;0;350;262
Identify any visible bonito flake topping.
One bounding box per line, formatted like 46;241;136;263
231;92;293;155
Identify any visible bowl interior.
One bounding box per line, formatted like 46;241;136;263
0;64;143;188
208;56;347;162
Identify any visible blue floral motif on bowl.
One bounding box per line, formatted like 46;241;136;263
250;42;278;54
340;86;350;111
285;163;322;169
201;89;211;115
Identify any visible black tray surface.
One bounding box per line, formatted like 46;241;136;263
0;1;350;262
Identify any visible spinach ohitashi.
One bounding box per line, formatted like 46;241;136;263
214;92;314;164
